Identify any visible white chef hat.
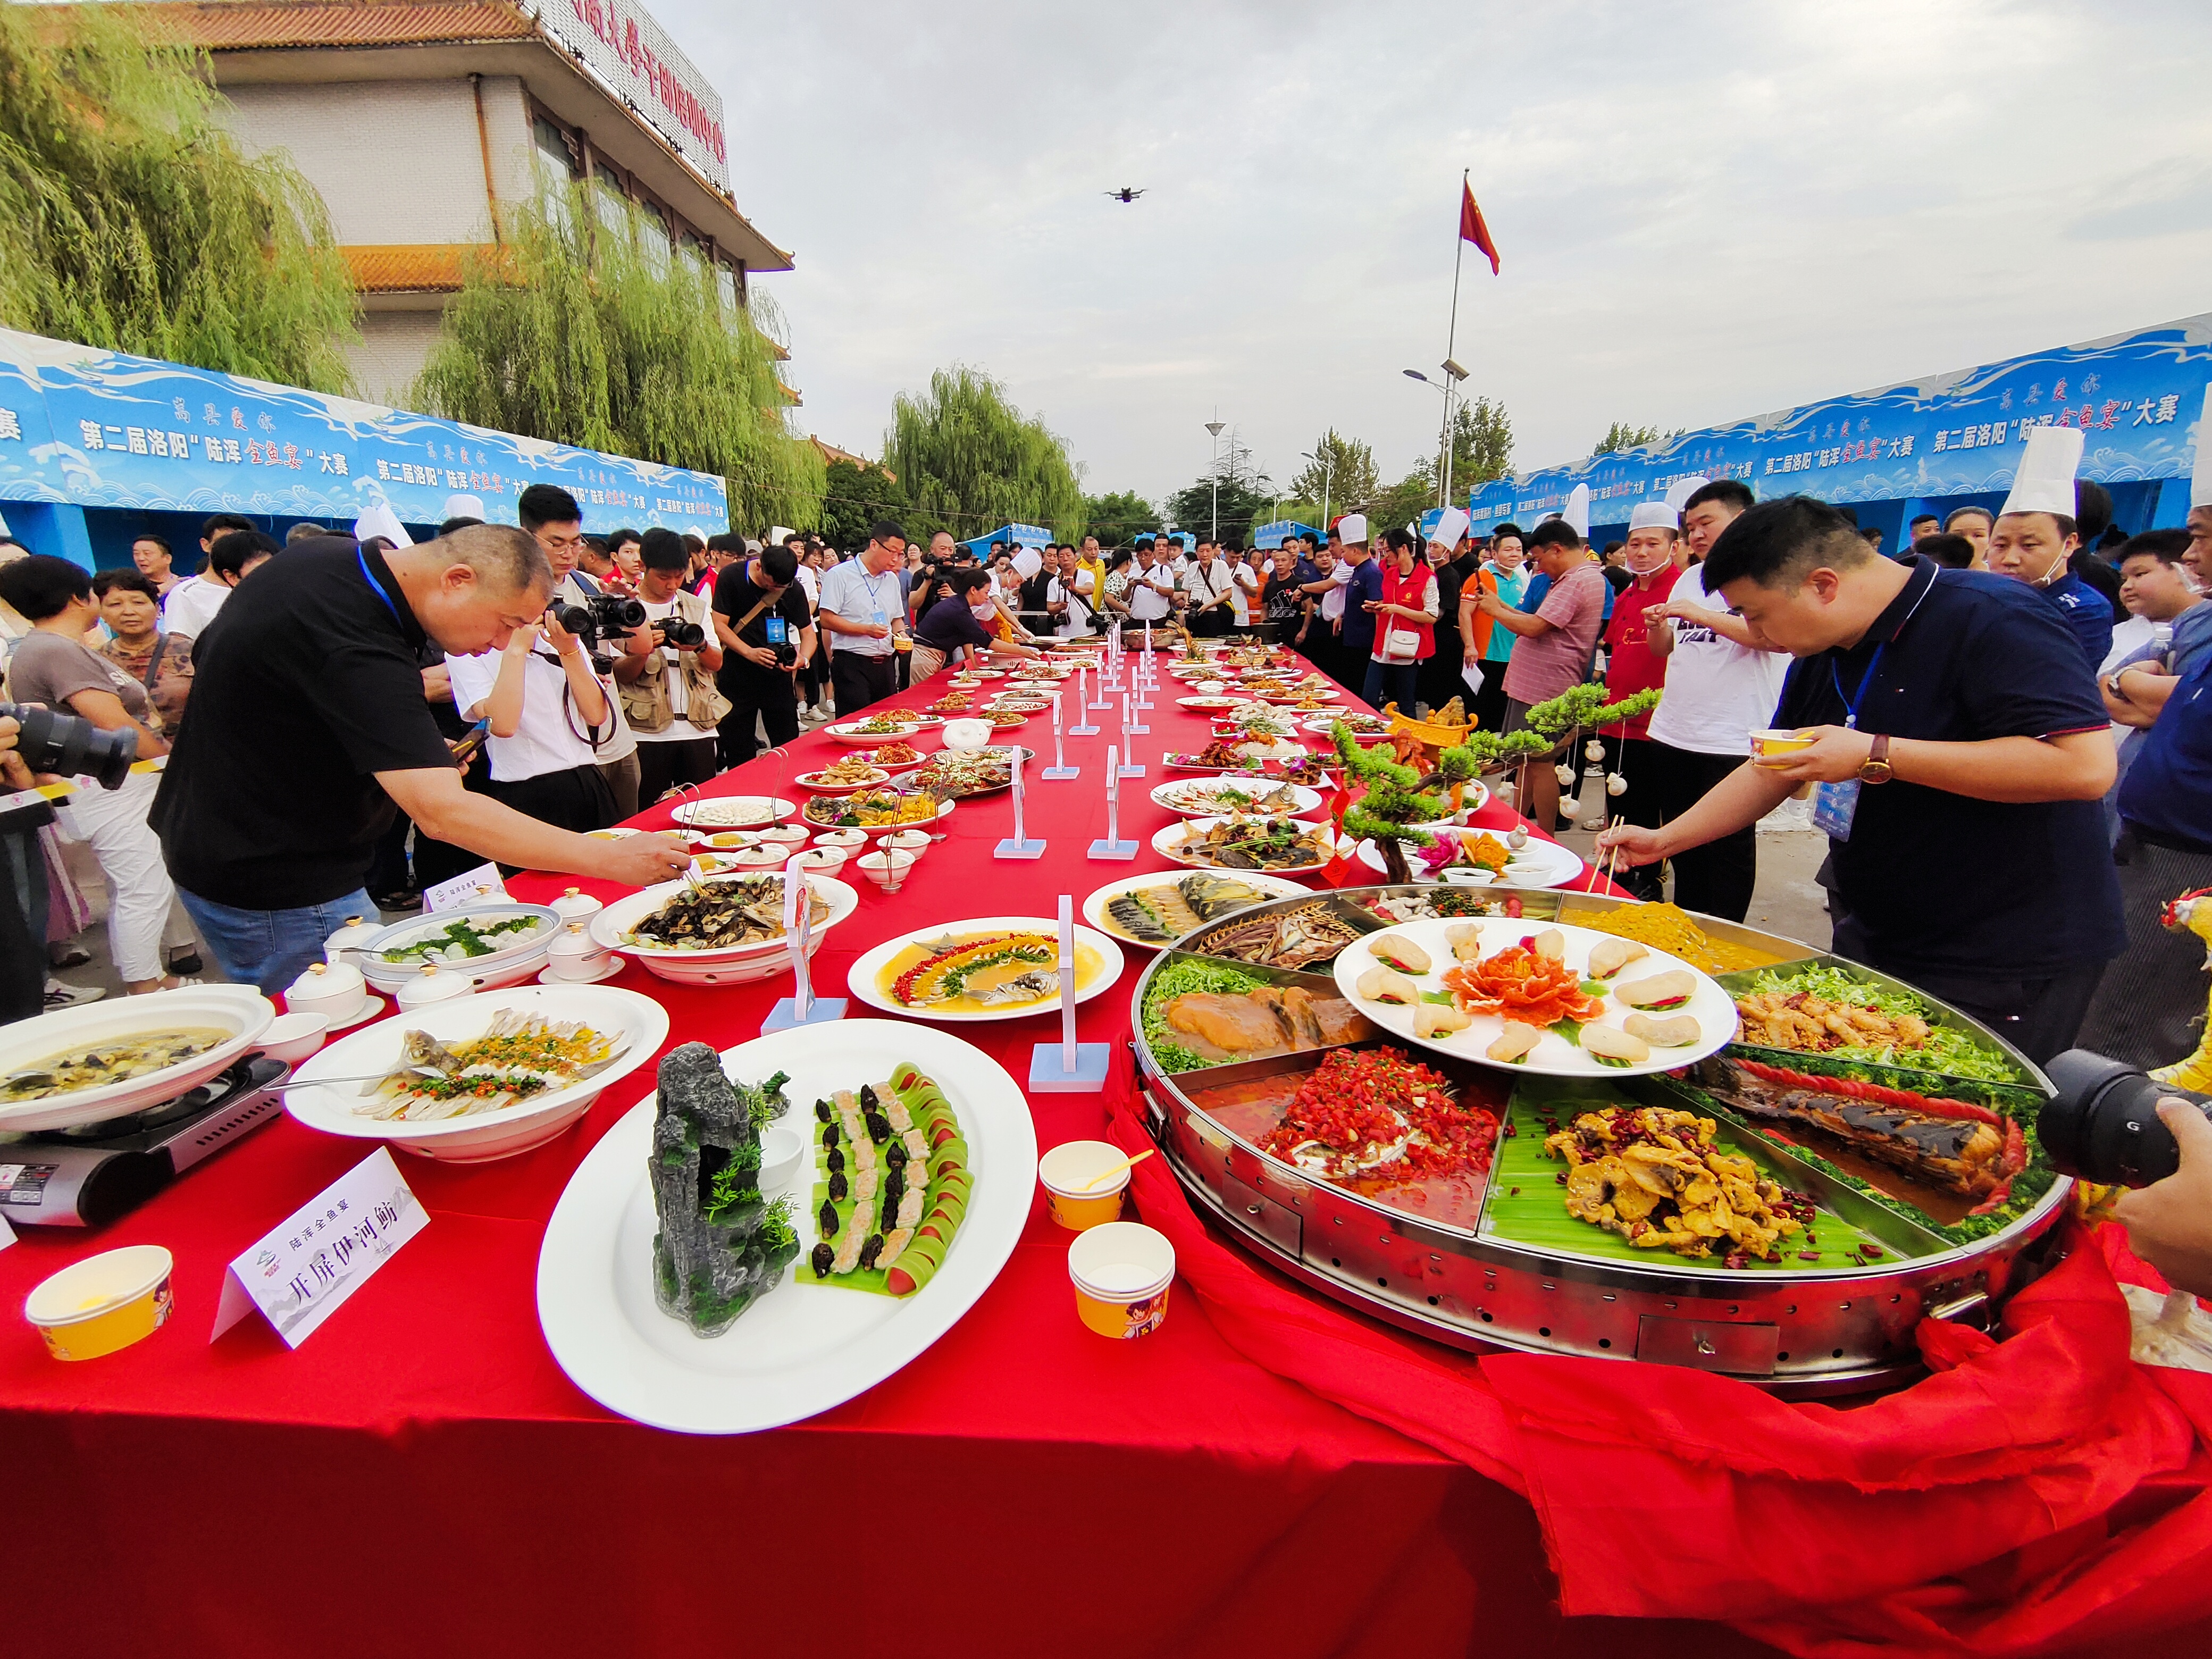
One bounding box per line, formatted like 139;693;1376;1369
1012;546;1043;579
2192;386;2212;509
354;500;412;548
1664;476;1708;515
2000;424;2084;519
441;492;485;522
1563;484;1590;540
1336;513;1369;544
1430;507;1470;547
1627;500;1679;532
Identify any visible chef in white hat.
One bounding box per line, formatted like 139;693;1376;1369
1593;498;1691;892
1420;508;1474;710
1320;514;1380;691
1988;424;2113;670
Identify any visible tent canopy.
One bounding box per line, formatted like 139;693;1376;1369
959;522;1053;558
1251;519;1320;549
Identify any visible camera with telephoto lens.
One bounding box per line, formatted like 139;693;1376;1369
0;700;137;791
549;592;648;651
654;617;706;650
2039;1049;2212;1187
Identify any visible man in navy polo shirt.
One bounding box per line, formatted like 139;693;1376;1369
2077;644;2212;1066
1332;515;1384;692
1597;496;2121;1062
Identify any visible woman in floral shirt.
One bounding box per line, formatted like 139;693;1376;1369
94;569;194;735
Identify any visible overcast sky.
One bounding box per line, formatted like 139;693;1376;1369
661;0;2212;508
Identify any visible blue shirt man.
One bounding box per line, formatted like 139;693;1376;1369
1339;550;1385;656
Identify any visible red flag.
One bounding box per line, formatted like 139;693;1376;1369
1459;181;1501;275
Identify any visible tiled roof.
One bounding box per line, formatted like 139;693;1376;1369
342;244;483;292
133;1;535;51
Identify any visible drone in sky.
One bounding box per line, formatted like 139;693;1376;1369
1104;187;1146;204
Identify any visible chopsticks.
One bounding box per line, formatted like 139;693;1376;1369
1585;815;1624;893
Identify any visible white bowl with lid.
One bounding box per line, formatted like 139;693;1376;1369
322;914;383;970
550;886;604;924
396;963;476;1013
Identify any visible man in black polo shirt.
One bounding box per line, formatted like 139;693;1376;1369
712;541;816;767
1597;497;2122;1062
151;526;689;992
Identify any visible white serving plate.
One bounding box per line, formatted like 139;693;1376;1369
1150;776;1325;819
357;903;561;994
1302;716;1390;740
670;797;798;828
1331;916;1737;1078
1176;695;1242;711
0;984;275;1133
535;1020;1037;1434
844;915;1125;1022
283;984;668;1161
1152;816;1339;876
793;766;890;795
826;720;923;745
800;794;955;830
590;872;861;985
1081;870;1313;948
1356;826;1581;887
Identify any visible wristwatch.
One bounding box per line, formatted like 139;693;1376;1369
1856;733;1894;785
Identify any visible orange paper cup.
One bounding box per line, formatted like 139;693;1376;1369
1749;727;1815;760
1068;1221;1175;1340
1038;1139;1132;1231
25;1244;174;1361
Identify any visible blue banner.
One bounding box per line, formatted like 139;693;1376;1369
1468;313;2212;532
1251;519;1320;549
0;327;727;534
959;522;1054;556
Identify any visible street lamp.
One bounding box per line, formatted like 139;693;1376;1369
1402;363;1468;509
1204;419;1226;542
1299;445;1333;528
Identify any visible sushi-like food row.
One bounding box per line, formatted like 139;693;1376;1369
807;1063;974;1297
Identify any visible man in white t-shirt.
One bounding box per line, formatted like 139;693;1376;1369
163;529;276;639
617;528;726;805
1181;537;1236;637
1643;477;1787;920
1045;544;1095;638
1125;542;1177;626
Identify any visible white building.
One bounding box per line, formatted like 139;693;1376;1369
93;0;793;402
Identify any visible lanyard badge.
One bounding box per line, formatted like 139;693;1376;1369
1814;641;1889;844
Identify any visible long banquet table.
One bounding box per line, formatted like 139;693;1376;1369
3;649;2208;1659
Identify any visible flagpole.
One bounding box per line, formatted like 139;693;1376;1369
1440;168;1469;508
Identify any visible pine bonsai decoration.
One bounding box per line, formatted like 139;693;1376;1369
1328;682;1661;882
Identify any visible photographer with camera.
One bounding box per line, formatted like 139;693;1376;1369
0;556;187;995
152;526;688;993
520;484;651;818
616;528;726;803
712;540;816;767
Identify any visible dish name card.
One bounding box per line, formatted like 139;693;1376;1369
212;1147;428;1347
426;862;510;913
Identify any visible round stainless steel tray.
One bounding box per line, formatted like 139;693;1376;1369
1129;883;2071;1398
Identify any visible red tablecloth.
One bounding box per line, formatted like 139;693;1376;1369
3;655;2206;1659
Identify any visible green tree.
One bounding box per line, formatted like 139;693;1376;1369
1082;489;1160;546
1593;420;1681;455
1406;395;1516;505
1287;429;1380;521
1167;468;1276;549
413;185;822;532
1365;469;1443;540
884;365;1085;543
817;458;909;551
0;2;358;390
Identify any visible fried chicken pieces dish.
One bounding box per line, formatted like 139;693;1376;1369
1545;1105;1802;1261
1735;991;1930;1054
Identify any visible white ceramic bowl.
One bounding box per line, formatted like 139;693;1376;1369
758;1125;804;1194
791;845;848;875
283;984;668;1162
588;872;861;986
856;850;916;893
357;903;560;995
256;1010;331;1065
726;844;788;869
814;829;869;850
878;828;931;859
0;984;275;1133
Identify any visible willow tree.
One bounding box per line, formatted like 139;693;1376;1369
0;2;357;390
413;185;822;532
884;367;1085;542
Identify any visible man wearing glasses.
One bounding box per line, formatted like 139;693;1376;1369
816;518;910;719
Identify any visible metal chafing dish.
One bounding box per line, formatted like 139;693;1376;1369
1128;884;2071;1398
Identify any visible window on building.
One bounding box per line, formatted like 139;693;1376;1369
533;116;579;181
716;262;739;312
